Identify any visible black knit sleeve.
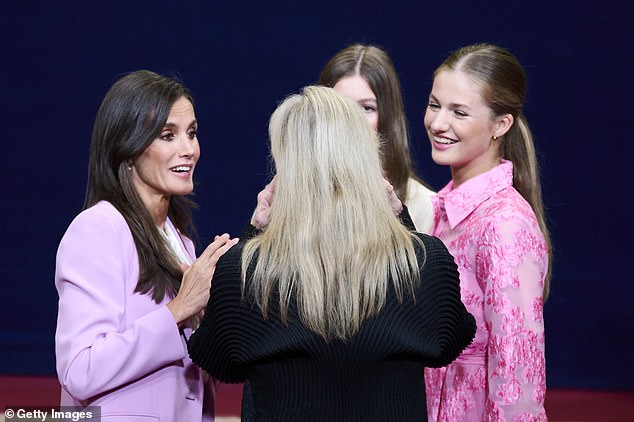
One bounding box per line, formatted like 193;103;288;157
415;234;476;368
240;221;261;240
399;205;417;231
188;244;251;383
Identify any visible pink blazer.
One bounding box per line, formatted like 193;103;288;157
55;201;215;421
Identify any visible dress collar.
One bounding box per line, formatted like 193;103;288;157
434;159;514;229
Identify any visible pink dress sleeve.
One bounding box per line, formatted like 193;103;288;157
478;212;548;421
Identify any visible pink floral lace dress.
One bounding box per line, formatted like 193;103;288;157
425;160;548;421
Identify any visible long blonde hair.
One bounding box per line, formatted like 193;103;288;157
318;44;429;202
437;43;552;298
242;86;423;340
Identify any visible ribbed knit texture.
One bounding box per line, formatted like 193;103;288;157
189;231;475;421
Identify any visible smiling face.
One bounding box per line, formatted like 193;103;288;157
424;69;512;186
131;96;199;214
333;74;379;130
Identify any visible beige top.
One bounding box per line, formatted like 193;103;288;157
404;178;436;234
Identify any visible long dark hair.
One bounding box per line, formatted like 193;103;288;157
85;70;197;302
437;44;552;298
318;44;426;201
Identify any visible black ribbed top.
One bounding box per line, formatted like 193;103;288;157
189;232;475;421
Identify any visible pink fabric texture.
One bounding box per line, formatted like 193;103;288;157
425;160;548;421
55;201;214;421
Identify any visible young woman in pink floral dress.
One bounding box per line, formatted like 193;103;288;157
423;43;552;421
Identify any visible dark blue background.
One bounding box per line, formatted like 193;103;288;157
1;1;632;390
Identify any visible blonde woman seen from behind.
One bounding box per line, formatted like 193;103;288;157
189;86;475;421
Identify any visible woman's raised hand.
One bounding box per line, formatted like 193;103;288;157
250;178;276;230
167;233;238;325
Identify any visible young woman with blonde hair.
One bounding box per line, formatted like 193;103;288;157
189;86;475;421
423;43;552;421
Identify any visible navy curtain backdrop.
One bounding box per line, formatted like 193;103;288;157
1;1;632;390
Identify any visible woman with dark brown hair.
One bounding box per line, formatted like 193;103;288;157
55;70;237;420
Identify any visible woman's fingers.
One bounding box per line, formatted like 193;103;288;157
251;179;276;229
384;179;403;214
169;234;238;325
